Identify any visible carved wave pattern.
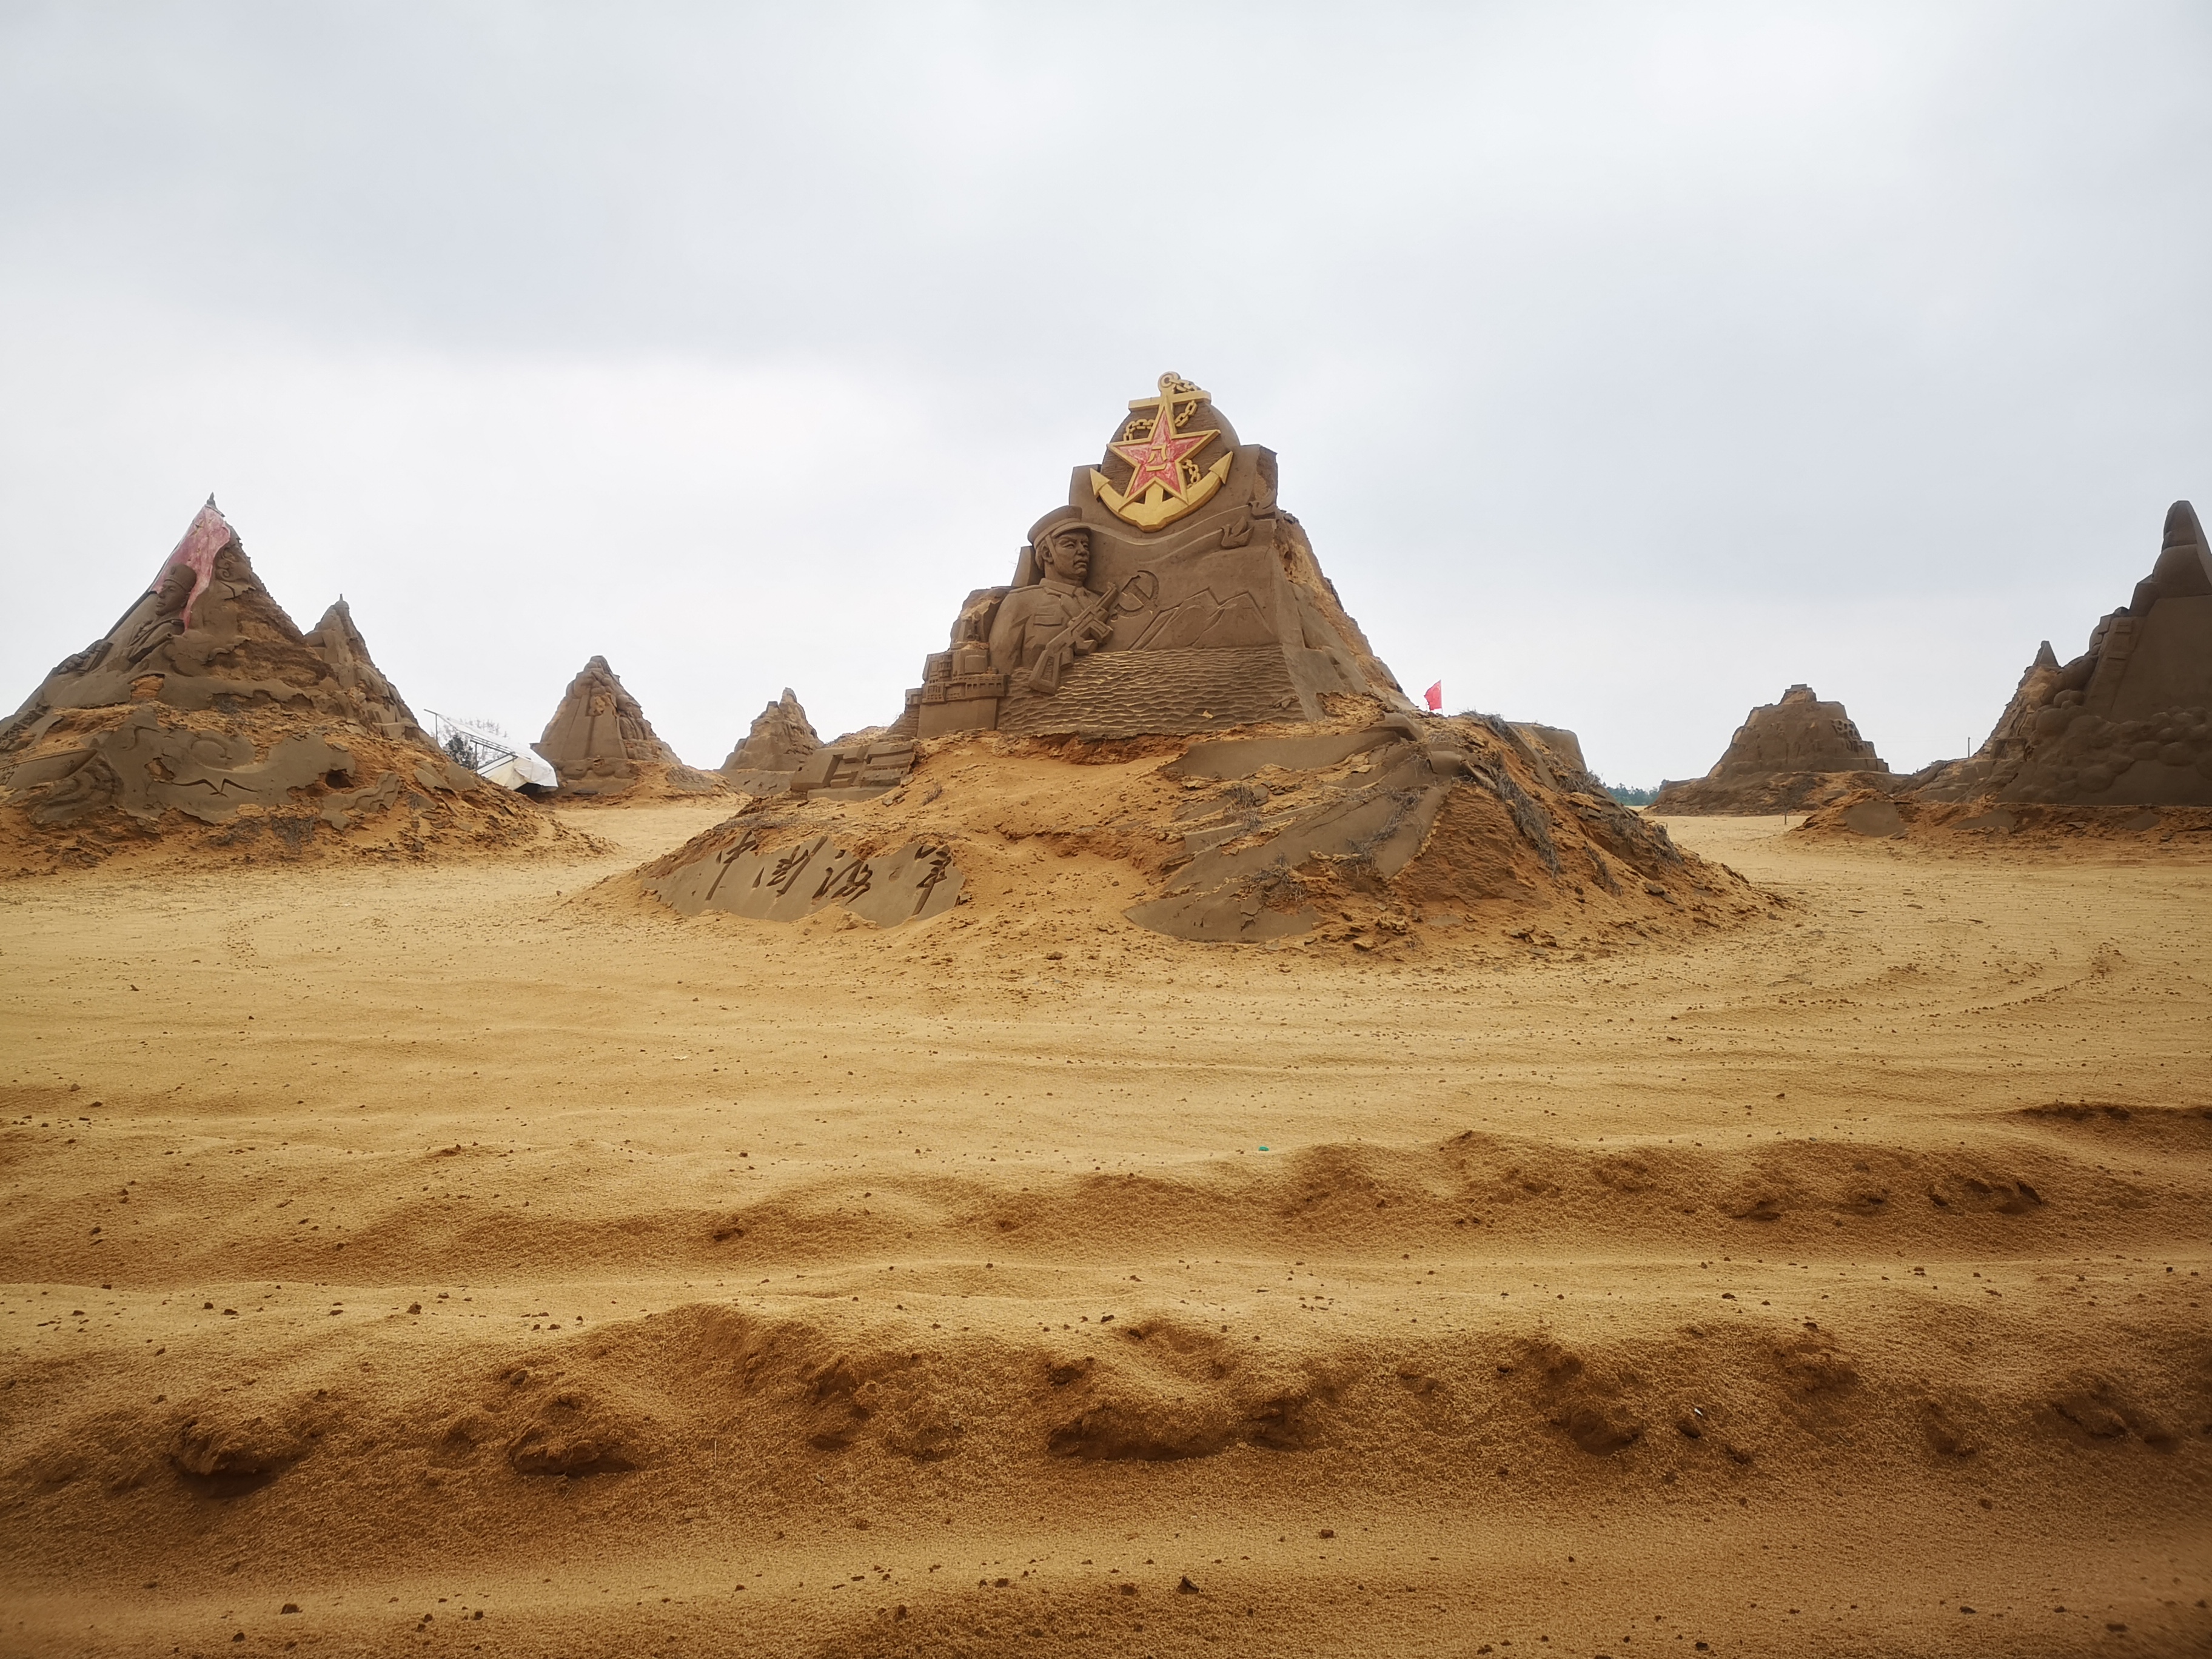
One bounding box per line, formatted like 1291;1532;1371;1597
994;646;1301;739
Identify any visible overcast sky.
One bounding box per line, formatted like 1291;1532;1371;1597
4;2;2208;783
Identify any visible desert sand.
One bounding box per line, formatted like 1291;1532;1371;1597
3;803;2208;1657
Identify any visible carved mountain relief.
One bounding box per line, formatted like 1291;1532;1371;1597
1907;501;2212;808
303;598;427;745
0;500;570;871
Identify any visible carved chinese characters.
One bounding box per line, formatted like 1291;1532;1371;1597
645;830;962;927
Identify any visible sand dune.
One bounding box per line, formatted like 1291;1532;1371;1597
3;808;2208;1656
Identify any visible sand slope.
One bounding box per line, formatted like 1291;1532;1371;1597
1;808;2207;1657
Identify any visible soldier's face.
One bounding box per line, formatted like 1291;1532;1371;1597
1044;531;1090;583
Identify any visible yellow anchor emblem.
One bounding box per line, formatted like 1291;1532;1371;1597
1090;371;1234;532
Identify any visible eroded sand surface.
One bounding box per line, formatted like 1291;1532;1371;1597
3;808;2208;1657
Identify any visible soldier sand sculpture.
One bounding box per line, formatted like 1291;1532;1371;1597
901;372;1413;742
640;372;1743;942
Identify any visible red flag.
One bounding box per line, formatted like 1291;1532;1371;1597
1423;681;1443;712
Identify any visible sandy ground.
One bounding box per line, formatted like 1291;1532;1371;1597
2;805;2208;1657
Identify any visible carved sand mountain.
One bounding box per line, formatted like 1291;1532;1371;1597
635;372;1762;947
900;370;1415;743
303;598;426;745
533;655;726;801
719;688;822;794
1651;685;1891;815
0;500;574;873
1808;500;2212;839
1907;500;2212;809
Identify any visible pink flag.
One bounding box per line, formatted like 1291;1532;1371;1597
155;497;232;628
1423;681;1443;712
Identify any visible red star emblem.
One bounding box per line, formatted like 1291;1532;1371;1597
1108;403;1219;501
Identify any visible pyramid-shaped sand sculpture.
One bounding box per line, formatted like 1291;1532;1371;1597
1898;500;2212;811
1650;684;1891;814
636;373;1767;945
719;688;822;795
0;500;568;872
533;655;726;800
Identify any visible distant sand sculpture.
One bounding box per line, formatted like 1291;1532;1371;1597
1805;501;2212;840
532;655;728;802
1915;500;2212;807
640;374;1763;944
0;500;575;872
1651;685;1892;815
719;688;822;794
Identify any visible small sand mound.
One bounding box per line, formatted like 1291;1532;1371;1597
631;710;1772;950
0;501;585;874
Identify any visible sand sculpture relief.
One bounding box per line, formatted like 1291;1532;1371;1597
1650;685;1893;816
905;372;1415;743
639;374;1754;943
303;598;424;745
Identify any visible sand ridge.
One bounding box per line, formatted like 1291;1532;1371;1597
1;809;2208;1655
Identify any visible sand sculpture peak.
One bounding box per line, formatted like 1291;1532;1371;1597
303;597;427;745
533;655;724;800
720;688;822;787
0;501;565;869
900;370;1414;741
1650;683;1890;815
7;499;340;725
1905;498;2212;809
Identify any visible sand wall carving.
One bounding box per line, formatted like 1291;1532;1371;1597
637;712;1763;946
1653;685;1892;815
645;828;962;927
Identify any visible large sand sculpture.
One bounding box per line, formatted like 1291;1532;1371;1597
0;501;572;873
899;372;1415;740
642;374;1763;945
1912;500;2212;808
532;655;728;801
1651;684;1891;815
1805;501;2212;840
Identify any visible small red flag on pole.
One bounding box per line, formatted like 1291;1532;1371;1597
1423;681;1443;712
